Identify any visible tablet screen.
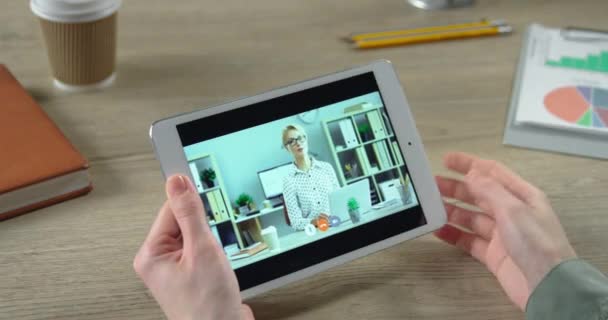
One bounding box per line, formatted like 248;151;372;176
177;72;427;289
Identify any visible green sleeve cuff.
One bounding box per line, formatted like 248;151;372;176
526;259;608;320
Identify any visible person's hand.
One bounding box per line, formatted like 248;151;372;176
133;175;255;320
434;152;577;310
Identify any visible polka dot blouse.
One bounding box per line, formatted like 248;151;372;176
282;158;340;231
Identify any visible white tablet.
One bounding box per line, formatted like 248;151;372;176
150;60;446;299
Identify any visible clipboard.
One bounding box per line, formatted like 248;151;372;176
503;24;608;159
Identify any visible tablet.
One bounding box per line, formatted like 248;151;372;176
150;60;446;299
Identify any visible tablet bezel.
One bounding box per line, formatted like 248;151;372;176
150;60;446;299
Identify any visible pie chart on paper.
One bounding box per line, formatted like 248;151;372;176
544;86;608;129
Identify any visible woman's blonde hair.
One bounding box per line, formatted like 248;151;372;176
282;124;307;147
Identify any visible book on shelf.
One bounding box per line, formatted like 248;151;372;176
366;110;386;139
229;242;268;260
0;64;92;221
338;119;358;148
241;229;255;247
370;186;380;204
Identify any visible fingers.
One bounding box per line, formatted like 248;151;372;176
434;224;488;264
443;152;542;204
465;174;525;220
145;202;180;243
166;175;207;251
444;202;494;241
443;151;477;175
436;176;475;204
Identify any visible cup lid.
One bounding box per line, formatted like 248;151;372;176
261;226;277;234
31;0;121;23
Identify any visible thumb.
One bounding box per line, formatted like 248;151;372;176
241;304;255;320
166;175;207;250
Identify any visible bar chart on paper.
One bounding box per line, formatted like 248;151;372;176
546;51;608;74
543;27;608;75
544;86;608;129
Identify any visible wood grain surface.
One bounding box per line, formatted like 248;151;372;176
1;0;607;319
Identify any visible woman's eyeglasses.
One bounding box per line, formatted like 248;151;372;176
285;135;306;147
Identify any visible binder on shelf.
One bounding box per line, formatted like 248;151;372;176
339;119;358;148
355;147;370;175
381;111;394;136
189;162;204;193
392;141;404;165
371;143;384;170
380;140;393;167
214;190;230;220
373;141;391;170
206;192;221;221
366;111;386;139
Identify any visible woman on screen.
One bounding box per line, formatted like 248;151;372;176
281;124;340;231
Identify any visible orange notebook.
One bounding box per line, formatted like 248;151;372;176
0;65;92;221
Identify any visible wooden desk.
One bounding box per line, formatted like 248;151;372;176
1;1;607;319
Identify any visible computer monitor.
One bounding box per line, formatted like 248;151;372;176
257;162;293;200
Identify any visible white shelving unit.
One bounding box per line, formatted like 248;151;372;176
322;104;409;204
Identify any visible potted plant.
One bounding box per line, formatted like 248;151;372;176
347;197;361;223
200;168;216;188
236;193;253;215
357;123;372;141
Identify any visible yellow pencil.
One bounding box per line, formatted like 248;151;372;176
350;19;504;42
353;25;512;49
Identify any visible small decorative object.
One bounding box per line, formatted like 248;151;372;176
347;197;361;223
344;162;360;179
357;123;372;141
344;163;352;179
399;175;413;204
317;217;329;231
200;168;216;188
236;193;253;215
329;215;341;227
304;224;317;236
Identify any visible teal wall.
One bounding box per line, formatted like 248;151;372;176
183;92;383;209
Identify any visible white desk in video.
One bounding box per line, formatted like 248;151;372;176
230;196;419;270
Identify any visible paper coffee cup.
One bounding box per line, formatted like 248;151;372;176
31;0;121;91
261;226;280;251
